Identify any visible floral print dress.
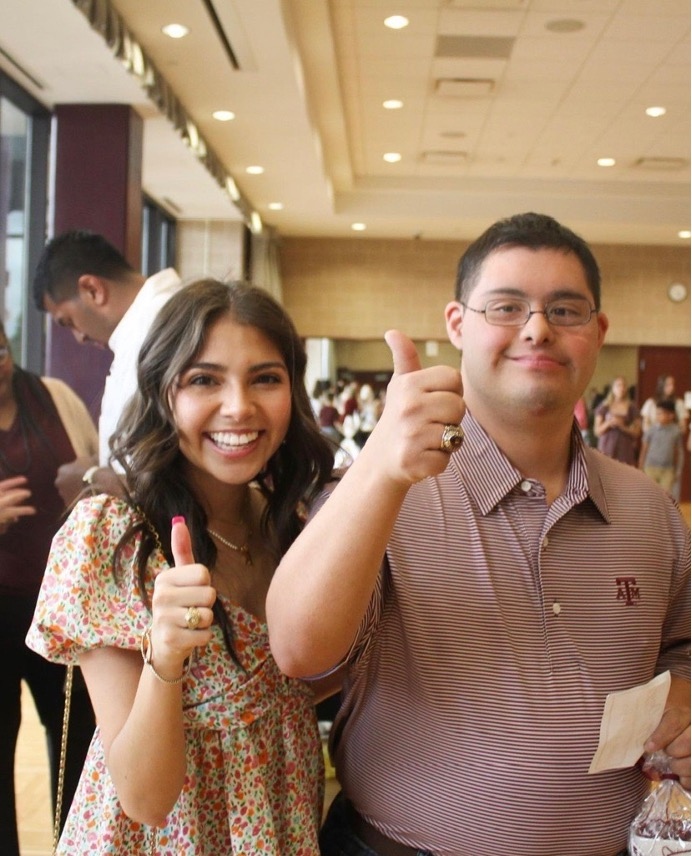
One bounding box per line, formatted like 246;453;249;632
26;495;323;855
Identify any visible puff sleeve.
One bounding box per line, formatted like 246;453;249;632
26;495;159;663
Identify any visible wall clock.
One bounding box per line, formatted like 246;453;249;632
667;282;688;303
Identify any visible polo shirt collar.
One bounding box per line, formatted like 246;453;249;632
454;411;610;523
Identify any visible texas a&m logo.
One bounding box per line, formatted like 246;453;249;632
615;577;641;606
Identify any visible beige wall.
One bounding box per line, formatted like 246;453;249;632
280;236;689;397
173;228;688;398
280;236;690;346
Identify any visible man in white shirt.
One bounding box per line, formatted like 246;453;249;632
33;230;182;500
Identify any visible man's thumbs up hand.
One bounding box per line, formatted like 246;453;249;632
385;329;422;376
358;330;465;486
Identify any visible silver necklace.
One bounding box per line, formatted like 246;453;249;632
208;528;253;566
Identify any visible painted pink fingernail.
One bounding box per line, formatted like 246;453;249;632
172;516;185;526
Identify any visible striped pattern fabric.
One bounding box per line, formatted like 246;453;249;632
331;414;690;856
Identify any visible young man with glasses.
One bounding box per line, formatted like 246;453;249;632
267;212;690;856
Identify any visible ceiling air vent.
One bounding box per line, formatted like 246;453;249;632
436;78;494;97
435;35;514;60
634;157;688;171
421;150;468;165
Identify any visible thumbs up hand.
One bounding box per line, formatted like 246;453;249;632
359;330;465;486
148;517;217;679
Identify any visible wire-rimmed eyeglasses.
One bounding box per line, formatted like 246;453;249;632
461;297;597;328
0;347;10;364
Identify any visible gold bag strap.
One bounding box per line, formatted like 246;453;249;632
52;663;73;855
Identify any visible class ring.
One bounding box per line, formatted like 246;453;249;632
184;606;201;630
440;423;464;453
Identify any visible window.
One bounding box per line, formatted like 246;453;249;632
0;72;50;372
142;195;176;276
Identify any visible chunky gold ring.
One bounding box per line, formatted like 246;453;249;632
184;606;201;630
440;423;464;453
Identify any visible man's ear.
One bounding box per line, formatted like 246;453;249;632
445;301;464;349
76;274;108;306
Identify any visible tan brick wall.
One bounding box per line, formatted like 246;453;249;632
280;236;690;347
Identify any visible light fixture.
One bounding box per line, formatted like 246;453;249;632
162;23;189;39
225;177;240;202
383;152;402;163
246;165;264;175
383;99;404;110
645;106;666;118
212;110;235;122
678;230;691;239
597;157;616;167
250;211;263;234
351;223;367;231
268;202;284;211
384;15;409;29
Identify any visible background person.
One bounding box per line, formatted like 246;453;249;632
266;213;690;856
639;399;684;497
27;280;335;854
641;374;688;434
0;322;98;856
32;229;182;501
593;375;641;465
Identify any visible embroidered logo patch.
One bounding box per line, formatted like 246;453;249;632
615;576;640;606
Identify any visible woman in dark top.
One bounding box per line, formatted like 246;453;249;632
593;375;641;466
0;323;98;855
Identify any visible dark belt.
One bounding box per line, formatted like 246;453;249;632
346;801;427;856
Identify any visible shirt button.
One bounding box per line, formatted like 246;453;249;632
552;602;562;616
542;536;549;550
520;480;532;492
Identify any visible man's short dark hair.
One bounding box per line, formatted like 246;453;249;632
455;212;601;309
656;399;677;414
32;230;134;310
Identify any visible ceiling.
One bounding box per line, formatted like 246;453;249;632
1;0;689;245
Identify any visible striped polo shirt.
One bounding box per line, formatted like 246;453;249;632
329;413;690;856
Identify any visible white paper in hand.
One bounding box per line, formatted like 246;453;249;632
589;671;671;775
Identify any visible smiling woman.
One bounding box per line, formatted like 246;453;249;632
25;280;336;855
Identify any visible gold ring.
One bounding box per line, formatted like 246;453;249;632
184;606;201;630
440;423;464;453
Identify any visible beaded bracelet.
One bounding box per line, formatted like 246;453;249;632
140;627;190;685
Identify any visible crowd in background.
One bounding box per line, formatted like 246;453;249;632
576;372;689;499
314;371;689;498
311;379;386;464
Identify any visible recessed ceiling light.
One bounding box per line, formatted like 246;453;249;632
545;18;585;33
383;99;404;110
351;223;367;231
645;106;666;118
597;157;616;167
246;165;264;175
678;230;691;239
268;202;284;211
383;152;402;163
162;23;189;39
384;15;409;29
212;110;235;122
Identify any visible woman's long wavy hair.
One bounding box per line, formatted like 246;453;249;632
110;279;334;651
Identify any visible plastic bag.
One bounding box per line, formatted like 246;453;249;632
629;751;691;855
